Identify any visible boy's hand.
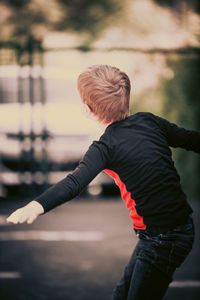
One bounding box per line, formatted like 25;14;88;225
6;201;44;225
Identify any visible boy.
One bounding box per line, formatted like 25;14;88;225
7;65;200;299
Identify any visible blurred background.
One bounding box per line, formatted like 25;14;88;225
0;0;199;199
0;1;200;300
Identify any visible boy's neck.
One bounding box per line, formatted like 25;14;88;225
98;122;111;131
98;114;131;131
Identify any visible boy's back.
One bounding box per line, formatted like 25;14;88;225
102;112;193;229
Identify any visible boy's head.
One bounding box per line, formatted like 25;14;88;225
77;65;131;124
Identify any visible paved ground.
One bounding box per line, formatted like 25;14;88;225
0;196;200;300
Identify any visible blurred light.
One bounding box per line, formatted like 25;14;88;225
34;137;43;152
1;172;20;185
31;65;43;78
88;185;102;196
23;137;31;151
0;133;20;157
93;0;200;49
0;272;21;279
48;171;70;184
43;33;80;49
23;172;32;184
20;66;31;78
34;172;45;184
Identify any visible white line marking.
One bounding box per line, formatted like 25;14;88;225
0;230;104;241
0;272;21;279
170;281;200;288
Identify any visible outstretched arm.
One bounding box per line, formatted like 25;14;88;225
7;140;110;224
156;116;200;153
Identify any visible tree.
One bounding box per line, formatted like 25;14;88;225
161;56;200;199
0;0;123;46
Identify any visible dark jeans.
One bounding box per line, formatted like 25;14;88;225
112;215;195;300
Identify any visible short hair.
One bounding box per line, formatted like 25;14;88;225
77;65;131;124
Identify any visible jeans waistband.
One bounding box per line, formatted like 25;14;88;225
134;215;193;236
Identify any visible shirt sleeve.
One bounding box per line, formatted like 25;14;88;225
35;140;110;213
156;115;200;153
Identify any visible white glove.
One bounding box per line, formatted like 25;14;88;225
6;201;44;225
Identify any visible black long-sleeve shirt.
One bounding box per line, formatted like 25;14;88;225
35;112;200;229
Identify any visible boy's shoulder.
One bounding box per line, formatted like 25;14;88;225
132;111;163;124
102;112;159;134
133;111;157;119
108;111;158;126
95;111;163;149
100;111;158;137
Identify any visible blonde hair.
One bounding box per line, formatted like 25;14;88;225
77;65;131;124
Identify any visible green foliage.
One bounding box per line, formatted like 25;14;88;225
153;0;200;13
161;56;200;199
3;0;29;9
1;0;123;46
56;0;122;38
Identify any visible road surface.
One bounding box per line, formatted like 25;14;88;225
0;196;200;300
